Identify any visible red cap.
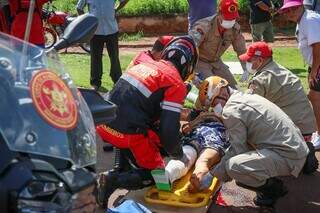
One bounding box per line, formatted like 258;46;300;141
158;36;174;47
239;42;273;61
219;0;240;20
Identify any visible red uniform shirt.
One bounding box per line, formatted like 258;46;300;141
10;0;48;45
108;59;187;134
99;60;186;167
123;60;187;110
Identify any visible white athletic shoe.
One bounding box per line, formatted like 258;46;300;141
311;132;320;150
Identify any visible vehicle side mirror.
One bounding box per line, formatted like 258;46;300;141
53;14;97;51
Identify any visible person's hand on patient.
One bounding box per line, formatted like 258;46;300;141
180;108;192;121
189;170;214;193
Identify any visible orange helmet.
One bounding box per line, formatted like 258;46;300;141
198;76;229;108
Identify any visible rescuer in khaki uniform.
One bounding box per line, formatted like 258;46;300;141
196;76;312;207
188;0;248;88
240;42;317;142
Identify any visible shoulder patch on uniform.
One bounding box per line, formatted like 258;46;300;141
192;28;204;43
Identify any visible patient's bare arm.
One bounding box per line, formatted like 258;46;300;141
189;148;221;193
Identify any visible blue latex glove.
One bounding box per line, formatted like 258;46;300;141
199;172;214;190
240;70;250;82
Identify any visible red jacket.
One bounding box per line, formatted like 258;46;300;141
10;0;48;45
132;51;155;65
126;50;155;70
108;60;186;159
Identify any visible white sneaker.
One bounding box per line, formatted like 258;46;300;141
311;132;320;150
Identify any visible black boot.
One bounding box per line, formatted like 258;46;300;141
254;178;288;207
303;142;319;174
95;169;154;208
95;170;118;208
236;178;288;207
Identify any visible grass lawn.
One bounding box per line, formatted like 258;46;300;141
59;53;134;91
60;47;309;93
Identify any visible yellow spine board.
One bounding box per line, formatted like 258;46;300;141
144;169;219;208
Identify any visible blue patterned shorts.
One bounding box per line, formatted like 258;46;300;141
181;121;230;157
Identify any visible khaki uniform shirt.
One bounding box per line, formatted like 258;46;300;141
188;15;246;65
214;92;308;178
247;60;316;135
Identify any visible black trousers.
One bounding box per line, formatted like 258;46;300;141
90;32;122;87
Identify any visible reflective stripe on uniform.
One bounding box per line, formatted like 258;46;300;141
162;105;182;113
162;101;182;108
121;74;152;98
161;101;182;113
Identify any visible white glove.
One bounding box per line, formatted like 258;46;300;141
240;70;250;82
165;146;197;183
165;159;188;183
199;172;214;190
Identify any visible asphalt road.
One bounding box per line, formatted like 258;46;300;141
95;135;320;213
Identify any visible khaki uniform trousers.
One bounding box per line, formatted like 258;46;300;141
225;149;306;187
194;59;238;88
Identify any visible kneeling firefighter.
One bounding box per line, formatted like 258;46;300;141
95;36;199;208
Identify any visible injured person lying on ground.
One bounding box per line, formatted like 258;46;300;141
165;89;230;193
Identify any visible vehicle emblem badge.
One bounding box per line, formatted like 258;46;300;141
30;70;78;130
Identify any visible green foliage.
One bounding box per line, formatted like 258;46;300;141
53;0;188;16
53;0;255;16
52;0;79;15
118;0;188;16
119;31;144;42
238;0;250;13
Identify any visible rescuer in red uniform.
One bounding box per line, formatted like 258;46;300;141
95;35;199;208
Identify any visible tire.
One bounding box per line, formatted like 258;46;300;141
44;27;57;49
80;42;91;53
